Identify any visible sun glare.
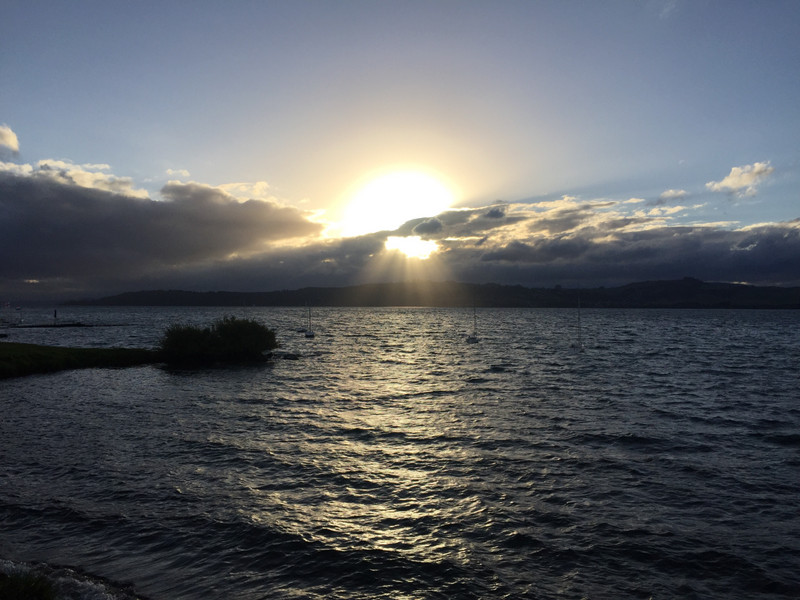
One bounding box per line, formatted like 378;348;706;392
385;236;438;260
338;169;455;237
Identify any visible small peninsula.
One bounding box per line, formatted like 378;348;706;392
0;317;278;379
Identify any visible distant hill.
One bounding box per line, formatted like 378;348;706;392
64;278;800;308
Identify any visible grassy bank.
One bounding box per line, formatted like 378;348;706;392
0;341;159;379
0;317;279;379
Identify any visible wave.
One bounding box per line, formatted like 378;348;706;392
0;559;146;600
3;307;800;599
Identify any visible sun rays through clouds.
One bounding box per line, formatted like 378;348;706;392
2;0;800;300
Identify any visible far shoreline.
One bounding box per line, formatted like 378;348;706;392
59;278;800;309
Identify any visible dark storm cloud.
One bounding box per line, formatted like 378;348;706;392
441;221;800;287
3;165;799;301
166;216;800;294
484;205;506;218
412;218;443;235
480;236;593;263
597;216;653;231
397;205;527;240
529;206;594;235
0;173;322;293
355;198;800;289
122;234;389;293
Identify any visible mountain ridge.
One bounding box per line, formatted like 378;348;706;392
65;278;800;309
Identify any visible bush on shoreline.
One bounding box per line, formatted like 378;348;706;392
158;316;278;366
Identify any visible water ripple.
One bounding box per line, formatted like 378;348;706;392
2;307;799;599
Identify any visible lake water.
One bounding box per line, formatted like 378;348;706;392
1;306;799;599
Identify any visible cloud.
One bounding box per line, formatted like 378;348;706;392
147;234;390;293
166;168;191;178
412;217;443;235
0;168;323;297
3;156;799;300
217;181;273;201
381;196;800;288
398;204;531;242
645;205;687;217
0;159;149;198
0;124;19;153
484;205;507;218
655;0;678;20
439;220;800;288
705;162;774;197
659;189;687;201
204;217;800;293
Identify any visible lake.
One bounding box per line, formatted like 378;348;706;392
1;306;799;599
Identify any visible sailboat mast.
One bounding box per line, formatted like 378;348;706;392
465;305;479;343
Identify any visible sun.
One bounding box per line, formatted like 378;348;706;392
337;169;455;238
385;235;438;259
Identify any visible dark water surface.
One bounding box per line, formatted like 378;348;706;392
2;307;799;599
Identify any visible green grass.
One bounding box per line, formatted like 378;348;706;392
0;341;159;379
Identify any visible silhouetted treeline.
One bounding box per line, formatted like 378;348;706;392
65;278;800;308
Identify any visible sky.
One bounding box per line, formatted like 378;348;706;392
2;0;799;302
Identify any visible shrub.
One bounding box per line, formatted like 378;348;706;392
158;316;278;366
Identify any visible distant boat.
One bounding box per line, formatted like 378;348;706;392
569;293;585;353
304;306;315;338
465;307;479;343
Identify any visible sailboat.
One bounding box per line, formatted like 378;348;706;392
465;306;479;343
569;293;585;353
304;305;315;338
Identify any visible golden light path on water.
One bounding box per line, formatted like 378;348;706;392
3;307;799;598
